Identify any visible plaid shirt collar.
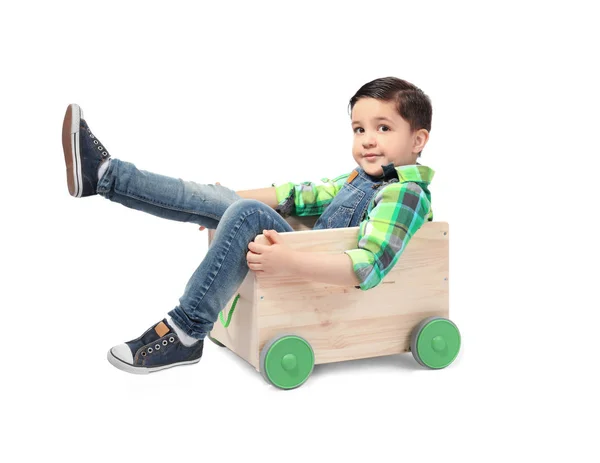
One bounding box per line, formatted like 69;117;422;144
397;162;435;184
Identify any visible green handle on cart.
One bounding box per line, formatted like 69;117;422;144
219;293;241;328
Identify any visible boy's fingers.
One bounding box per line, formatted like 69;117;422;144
248;241;259;252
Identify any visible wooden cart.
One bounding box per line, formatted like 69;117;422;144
207;216;460;389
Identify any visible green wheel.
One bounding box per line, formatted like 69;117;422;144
410;317;461;369
207;335;226;348
260;334;315;390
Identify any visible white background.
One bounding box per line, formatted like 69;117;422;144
1;0;598;461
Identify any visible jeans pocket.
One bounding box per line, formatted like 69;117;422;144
327;206;354;229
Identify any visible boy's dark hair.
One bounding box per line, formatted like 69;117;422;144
348;77;432;157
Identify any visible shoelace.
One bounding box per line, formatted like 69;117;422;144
84;123;110;159
141;336;176;357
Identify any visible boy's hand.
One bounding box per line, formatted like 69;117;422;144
199;182;221;231
247;230;296;276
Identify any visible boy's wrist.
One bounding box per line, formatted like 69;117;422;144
288;250;307;278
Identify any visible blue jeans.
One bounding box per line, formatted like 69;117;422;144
96;158;294;340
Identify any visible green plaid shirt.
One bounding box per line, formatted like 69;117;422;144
272;164;435;291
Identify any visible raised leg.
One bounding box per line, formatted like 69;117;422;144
96;158;242;229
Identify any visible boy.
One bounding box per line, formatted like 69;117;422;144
62;76;435;374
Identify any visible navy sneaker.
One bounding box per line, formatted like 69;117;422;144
107;318;204;374
62;103;112;198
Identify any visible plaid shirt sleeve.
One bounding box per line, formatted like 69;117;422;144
343;182;432;291
271;172;351;217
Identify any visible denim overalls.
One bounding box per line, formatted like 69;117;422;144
312;162;400;230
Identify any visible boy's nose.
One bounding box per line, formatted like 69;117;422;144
363;137;377;147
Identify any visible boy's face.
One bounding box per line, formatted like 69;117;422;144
351;97;429;177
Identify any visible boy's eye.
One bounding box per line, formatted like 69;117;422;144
353;125;390;134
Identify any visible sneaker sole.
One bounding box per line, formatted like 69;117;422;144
106;348;201;375
62;103;84;197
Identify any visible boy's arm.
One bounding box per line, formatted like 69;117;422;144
234;174;350;215
290;252;361;287
224;171;353;214
342;182;432;291
268;173;352;217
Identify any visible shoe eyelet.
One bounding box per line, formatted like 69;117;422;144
155;344;160;350
98;146;103;150
94;140;99;144
148;347;153;353
169;337;175;343
102;151;108;157
162;340;168;346
142;351;147;356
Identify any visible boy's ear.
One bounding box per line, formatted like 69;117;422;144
414;129;429;152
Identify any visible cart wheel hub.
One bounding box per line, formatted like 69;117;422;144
431;335;446;352
281;354;297;370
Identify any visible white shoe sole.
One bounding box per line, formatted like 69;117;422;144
62;103;84;197
106;348;201;375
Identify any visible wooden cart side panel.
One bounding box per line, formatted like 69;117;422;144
254;222;449;365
